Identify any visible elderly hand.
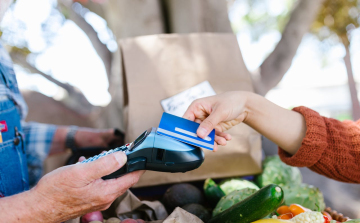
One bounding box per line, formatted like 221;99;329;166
31;152;143;222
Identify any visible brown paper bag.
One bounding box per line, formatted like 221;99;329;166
119;33;262;187
159;207;204;223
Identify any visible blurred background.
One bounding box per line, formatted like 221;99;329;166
1;0;360;217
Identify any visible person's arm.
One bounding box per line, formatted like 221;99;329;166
48;126;123;155
278;106;360;183
184;91;360;183
183;91;306;154
22;122;124;187
0;152;144;222
243;92;307;155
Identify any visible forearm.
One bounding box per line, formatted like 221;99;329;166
49;127;118;156
49;126;68;155
243;92;307;155
0;190;48;222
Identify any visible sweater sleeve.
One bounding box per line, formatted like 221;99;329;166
278;106;360;183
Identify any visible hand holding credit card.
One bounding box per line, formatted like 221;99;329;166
157;112;216;150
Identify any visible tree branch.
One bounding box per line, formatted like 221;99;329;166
58;0;112;79
10;50;94;114
254;0;325;96
344;43;360;120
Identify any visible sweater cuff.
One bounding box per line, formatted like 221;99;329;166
278;106;328;167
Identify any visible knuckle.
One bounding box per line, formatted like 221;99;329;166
105;195;115;204
204;119;215;128
124;173;141;188
128;176;138;187
101;198;111;206
190;99;200;106
96;194;111;205
108;154;120;167
194;101;203;110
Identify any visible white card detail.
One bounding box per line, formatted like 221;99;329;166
160;81;216;117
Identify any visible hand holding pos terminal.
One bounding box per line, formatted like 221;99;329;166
81;128;205;179
80;113;215;179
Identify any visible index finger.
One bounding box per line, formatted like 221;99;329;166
183;103;197;121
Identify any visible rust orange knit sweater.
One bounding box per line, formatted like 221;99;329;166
278;106;360;183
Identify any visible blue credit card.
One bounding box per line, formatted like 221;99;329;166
157;112;215;150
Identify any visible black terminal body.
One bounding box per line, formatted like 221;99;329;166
81;127;205;179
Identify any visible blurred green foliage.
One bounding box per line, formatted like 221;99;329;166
335;112;353;121
230;0;295;40
312;0;360;46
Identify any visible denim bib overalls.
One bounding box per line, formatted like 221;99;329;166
0;62;28;197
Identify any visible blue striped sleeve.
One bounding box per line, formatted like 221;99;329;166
21;121;57;187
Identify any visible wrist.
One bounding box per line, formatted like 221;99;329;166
49;127;68;155
239;91;257;125
0;190;51;223
25;189;51;222
65;126;79;150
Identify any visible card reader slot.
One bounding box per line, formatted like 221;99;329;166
156;148;165;161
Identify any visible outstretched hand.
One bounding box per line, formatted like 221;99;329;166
183;92;249;151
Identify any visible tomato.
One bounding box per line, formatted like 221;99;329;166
289;204;310;216
322;212;332;219
278;213;294;219
323;215;330;223
277;205;291;215
322;211;333;221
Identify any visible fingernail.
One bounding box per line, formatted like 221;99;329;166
114;151;127;164
198;127;207;138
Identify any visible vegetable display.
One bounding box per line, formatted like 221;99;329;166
78;155;353;223
256;155;302;188
290;211;327;223
219;178;260;194
203;178;226;206
208;184;284;223
282;183;326;211
255;155;326;212
182;203;211;222
212;188;258;216
162;183;204;212
268;204;335;223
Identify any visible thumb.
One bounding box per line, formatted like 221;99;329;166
197;111;223;138
79;152;127;181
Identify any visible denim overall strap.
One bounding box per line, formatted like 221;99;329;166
0;62;29;197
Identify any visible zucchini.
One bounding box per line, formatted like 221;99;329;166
208;184;284;223
203;178;225;207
